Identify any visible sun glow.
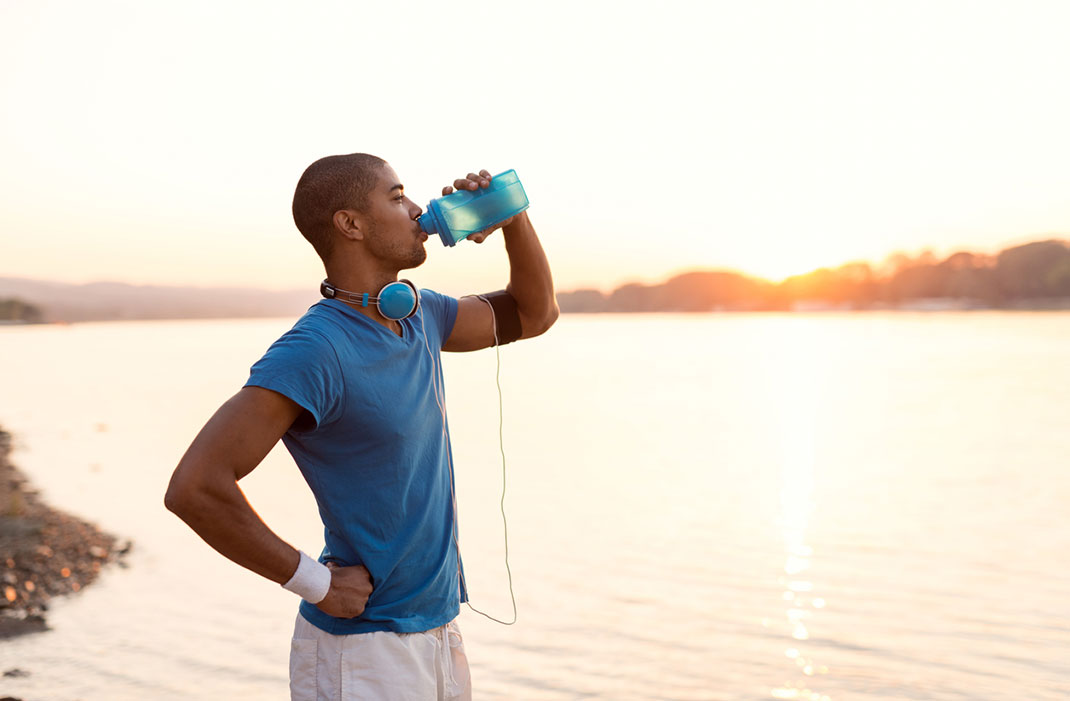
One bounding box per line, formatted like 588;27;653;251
718;233;882;283
735;254;836;283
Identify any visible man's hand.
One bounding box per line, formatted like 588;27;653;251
441;169;519;243
315;562;373;618
439;165;557;352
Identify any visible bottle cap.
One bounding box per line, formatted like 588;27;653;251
419;201;460;246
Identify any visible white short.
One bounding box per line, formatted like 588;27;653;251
289;612;472;701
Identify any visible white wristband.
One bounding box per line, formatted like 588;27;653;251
282;551;332;604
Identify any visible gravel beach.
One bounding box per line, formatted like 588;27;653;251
0;428;129;639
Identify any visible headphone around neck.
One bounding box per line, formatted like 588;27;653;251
319;279;420;321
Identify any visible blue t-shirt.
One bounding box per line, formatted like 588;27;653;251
244;290;466;634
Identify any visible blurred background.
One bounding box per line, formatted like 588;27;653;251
2;1;1068;699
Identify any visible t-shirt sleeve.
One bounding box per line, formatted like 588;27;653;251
419;288;459;347
244;326;344;431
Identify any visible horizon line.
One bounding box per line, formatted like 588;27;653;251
2;233;1067;295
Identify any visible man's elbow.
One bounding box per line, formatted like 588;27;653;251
522;301;560;339
164;469;209;523
164;475;192;519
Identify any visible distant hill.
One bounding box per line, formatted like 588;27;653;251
558;238;1070;313
559;271;773;313
0;277;315;323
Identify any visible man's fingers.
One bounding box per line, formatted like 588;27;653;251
449;169;492;194
442;185;454;196
467;171;490;188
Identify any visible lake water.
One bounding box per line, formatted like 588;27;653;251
1;312;1068;700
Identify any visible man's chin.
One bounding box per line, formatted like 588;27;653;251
400;248;428;271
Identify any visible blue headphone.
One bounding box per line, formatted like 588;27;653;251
319;279;419;320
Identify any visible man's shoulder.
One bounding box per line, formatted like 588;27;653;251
283;301;348;340
419;288;459;307
419;287;449;300
246;302;349;429
256;303;345;364
417;288;459;332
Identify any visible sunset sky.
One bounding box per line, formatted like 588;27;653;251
2;1;1069;297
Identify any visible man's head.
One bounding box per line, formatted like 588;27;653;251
292;153;427;271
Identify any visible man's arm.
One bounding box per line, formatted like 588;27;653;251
164;386;371;617
443;170;559;352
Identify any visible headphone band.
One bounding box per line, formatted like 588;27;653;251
320;279;420;320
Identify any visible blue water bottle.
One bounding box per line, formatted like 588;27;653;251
419;169;530;247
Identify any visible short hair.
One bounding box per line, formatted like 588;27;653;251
292;153;387;260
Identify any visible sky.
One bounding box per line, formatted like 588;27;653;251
2;0;1070;296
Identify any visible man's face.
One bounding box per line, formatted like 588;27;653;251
361;165;428;271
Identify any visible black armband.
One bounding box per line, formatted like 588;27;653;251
481;290;523;345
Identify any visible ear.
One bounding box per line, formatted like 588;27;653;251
332;209;365;242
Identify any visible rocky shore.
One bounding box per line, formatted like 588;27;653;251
0;428;129;640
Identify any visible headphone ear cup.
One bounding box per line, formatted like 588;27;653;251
399;279;419;317
396;279;419;319
377;280;419;320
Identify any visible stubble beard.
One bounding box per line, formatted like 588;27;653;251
403;245;428;271
365;219;427;271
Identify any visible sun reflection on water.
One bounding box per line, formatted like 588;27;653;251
765;319;832;701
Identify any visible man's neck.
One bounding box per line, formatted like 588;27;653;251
323;269;403;335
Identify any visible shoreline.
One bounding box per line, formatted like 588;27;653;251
0;428;129;639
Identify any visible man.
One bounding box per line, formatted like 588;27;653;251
164;153;557;700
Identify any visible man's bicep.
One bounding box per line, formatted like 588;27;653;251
179;386;303;482
443;296;496;352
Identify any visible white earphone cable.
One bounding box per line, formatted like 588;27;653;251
419;294;517;626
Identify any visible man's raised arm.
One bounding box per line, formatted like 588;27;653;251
443;169;559;352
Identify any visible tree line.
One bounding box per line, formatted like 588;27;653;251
557;239;1070;312
0;298;44;323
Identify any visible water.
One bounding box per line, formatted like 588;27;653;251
1;313;1068;700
